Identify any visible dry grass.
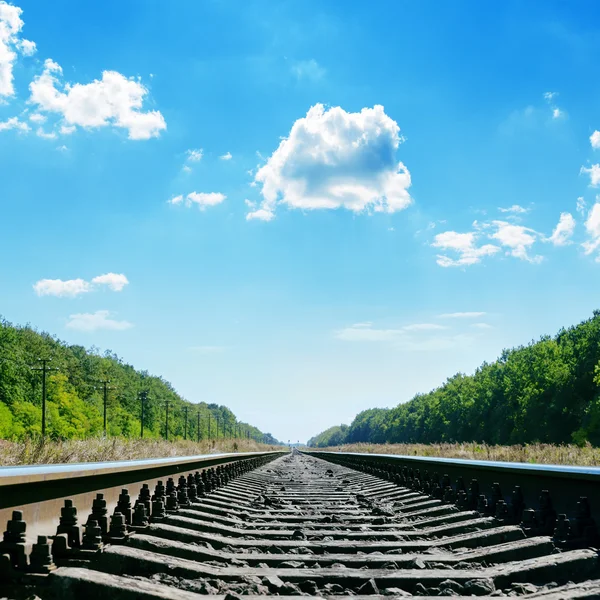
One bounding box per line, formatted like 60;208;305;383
308;442;600;466
0;437;286;467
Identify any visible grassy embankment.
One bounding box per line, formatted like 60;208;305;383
0;437;285;466
309;442;600;466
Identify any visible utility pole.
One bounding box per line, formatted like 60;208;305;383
31;358;58;437
183;406;189;440
208;414;212;439
216;417;219;439
94;379;112;437
197;411;201;442
164;400;171;441
140;391;148;438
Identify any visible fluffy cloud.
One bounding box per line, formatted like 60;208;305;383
169;192;226;210
34;278;90;297
582;202;600;257
0;116;29;132
247;104;412;221
66;310;132;332
471;323;492;329
581;164;600;186
438;312;486;319
490;220;542;262
0;1;35;97
220;151;232;160
432;231;499;267
590;131;600;149
498;205;528;214
186;149;203;162
547;212;575;246
577;197;586;215
29;59;166;139
33;273;129;297
91;273;129;291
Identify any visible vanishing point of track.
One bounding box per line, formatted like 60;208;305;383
0;449;599;598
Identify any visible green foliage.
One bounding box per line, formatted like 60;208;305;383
308;311;600;448
0;317;278;444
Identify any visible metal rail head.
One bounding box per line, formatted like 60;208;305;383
303;450;600;549
0;452;283;575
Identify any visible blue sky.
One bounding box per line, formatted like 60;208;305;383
2;1;600;442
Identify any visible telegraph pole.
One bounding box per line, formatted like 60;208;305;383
208;414;212;439
197;411;201;442
164;400;170;441
94;379;112;437
31;358;58;438
183;406;189;440
216;417;219;439
140;391;148;438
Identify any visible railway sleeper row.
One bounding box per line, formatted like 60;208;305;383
0;452;599;598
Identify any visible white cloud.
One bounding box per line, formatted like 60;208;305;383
29;59;166;140
292;59;325;81
91;273;129;291
581;164;600;186
170;192;227;210
335;324;404;342
187;192;226;209
60;124;75;135
432;231;500;267
498;205;528;214
56;144;67;151
591;131;600;149
582;202;600;256
0;0;25;97
577;196;586;215
220;151;232;160
182;165;192;173
471;323;493;329
246;208;275;221
543;91;565;120
547;212;575;246
29;112;46;123
402;323;447;331
66;310;133;332
18;37;34;56
34;273;129;296
438;312;486;319
248;104;412;221
244;199;256;208
33;278;91;297
186;149;203;162
0;115;29;132
490;220;542;262
35;127;56;139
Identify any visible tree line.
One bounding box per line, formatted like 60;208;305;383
0;317;278;443
308;311;600;448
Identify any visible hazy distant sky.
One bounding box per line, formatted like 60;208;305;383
2;0;600;442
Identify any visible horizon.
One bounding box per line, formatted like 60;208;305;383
2;1;600;442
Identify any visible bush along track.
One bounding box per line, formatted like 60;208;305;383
0;450;599;598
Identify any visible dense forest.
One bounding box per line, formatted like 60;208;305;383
308;311;600;448
0;317;278;443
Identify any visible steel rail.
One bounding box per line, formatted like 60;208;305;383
303;450;600;526
0;450;286;549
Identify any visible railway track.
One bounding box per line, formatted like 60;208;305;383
0;450;599;598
